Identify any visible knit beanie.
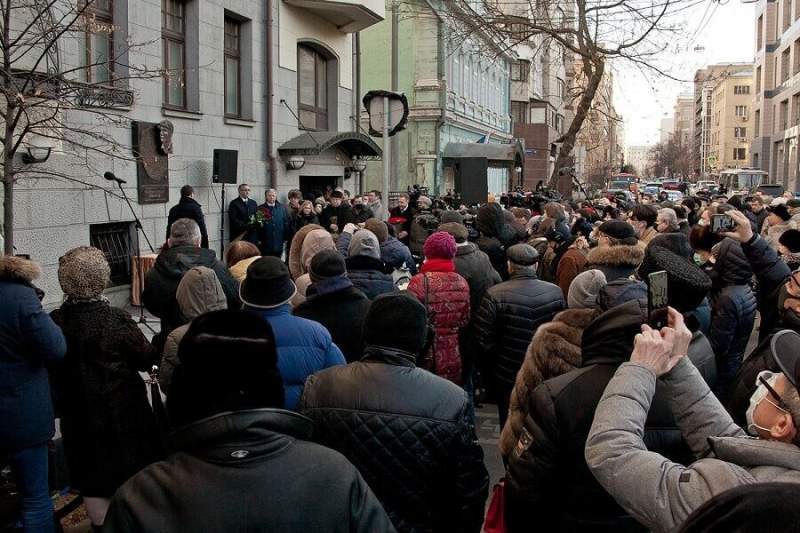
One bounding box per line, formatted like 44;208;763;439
364;218;389;243
58;246;110;300
780;229;800;253
363;293;428;354
439;222;469;244
423;231;457;259
348;229;381;260
638;246;712;313
309;249;347;282
568;269;607;310
439;210;464;225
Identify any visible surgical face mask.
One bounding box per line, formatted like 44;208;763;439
746;371;787;436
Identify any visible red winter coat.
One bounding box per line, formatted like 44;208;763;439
408;260;470;384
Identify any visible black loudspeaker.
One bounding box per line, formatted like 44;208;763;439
454;157;489;206
212;149;238;184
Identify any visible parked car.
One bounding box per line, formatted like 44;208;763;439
661;180;681;191
666;190;684;202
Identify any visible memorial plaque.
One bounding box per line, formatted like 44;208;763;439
132;120;173;204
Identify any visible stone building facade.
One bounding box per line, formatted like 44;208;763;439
4;0;383;306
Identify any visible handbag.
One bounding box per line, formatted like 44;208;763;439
483;478;507;533
420;274;437;374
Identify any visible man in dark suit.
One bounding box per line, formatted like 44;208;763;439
228;183;258;244
167;185;209;248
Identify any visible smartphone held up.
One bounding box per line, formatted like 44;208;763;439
648;270;669;330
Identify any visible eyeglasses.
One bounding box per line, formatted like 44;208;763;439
759;374;788;411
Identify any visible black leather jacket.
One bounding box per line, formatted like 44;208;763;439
505;301;716;532
103;409;394;532
299;346;489;533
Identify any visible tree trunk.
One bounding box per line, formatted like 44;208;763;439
549;55;606;196
3;171;12;255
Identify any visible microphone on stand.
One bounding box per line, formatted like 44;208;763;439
104;171;127;184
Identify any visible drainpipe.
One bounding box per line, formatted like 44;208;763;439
266;0;277;189
354;32;362;192
390;0;399;190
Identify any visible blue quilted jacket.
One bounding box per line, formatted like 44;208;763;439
247;304;345;409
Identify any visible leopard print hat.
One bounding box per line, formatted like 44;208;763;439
58;246;110;300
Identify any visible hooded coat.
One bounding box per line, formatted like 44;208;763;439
142;246;238;337
707;239;757;401
498;307;601;457
293;278;371;363
290;228;335;306
103;409;395;533
298;346;489;533
504;300;717;532
160;267;229;391
345;231;394;300
337;231;417;275
585;357;800;533
49;300;162;496
0;256;66;452
584;244;645;282
476;204;510;280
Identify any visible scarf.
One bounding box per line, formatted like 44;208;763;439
421;258;455;273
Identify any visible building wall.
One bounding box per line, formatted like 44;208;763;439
752;0;800;191
8;0;376;306
709;73;753;172
359;0;512;195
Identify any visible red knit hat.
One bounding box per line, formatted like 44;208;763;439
423;231;457;259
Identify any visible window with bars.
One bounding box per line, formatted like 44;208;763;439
224;18;241;117
162;0;186;108
298;45;328;131
82;0;114;83
90;222;132;286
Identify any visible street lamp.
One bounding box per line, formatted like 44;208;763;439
21;145;52;164
285;155;305;170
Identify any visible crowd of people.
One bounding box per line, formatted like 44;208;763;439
3;182;800;532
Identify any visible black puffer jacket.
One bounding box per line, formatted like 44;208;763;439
505;300;716;533
473;270;565;389
708;238;757;401
103;409;394;532
345;256;395;300
741;234;792;340
299;346;489;533
292;280;370;363
142;246;239;337
453;242;501;317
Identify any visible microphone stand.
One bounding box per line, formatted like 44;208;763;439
115;180;156;333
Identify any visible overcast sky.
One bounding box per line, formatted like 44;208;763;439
613;0;756;147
